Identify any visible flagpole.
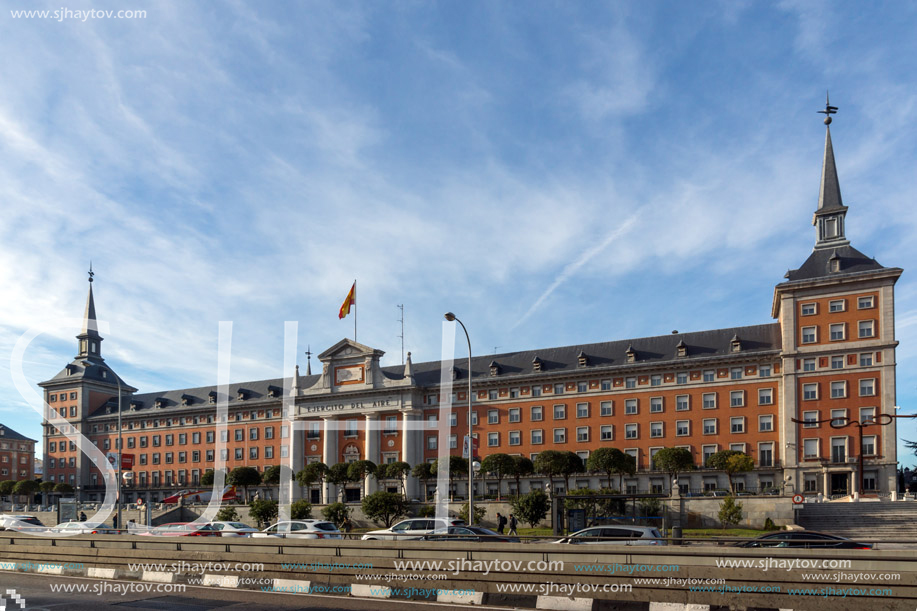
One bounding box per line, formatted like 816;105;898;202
353;279;357;342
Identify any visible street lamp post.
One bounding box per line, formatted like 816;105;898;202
116;375;123;532
444;312;474;525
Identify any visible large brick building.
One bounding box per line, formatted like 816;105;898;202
0;424;36;482
40;116;901;503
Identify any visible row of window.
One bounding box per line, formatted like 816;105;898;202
0;443;31;451
48;426;289;453
800;320;876;344
802;406;876;428
801;379;876;400
800;295;875;315
46;391;78;402
0;469;30;478
0;455;30;464
801;436;875;460
47;444;293;469
801;353;875;371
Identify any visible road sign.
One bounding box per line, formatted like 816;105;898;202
792;494;804;504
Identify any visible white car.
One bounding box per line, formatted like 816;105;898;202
50;521;117;535
361;518;466;541
251;520;342;539
553;526;666;546
204;521;259;537
0;515;45;532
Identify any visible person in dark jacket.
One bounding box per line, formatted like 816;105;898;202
496;512;507;534
508;514;518;536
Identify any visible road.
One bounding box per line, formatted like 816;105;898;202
0;572;488;611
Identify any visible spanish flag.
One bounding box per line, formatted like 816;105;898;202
339;281;356;319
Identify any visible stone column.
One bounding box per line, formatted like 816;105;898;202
322;416;338;502
365;414;380;495
402;411;420;499
287;424;304;502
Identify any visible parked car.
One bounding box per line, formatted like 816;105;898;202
553;526;666;546
705;489;732;497
0;515;45;531
203;521;259;537
735;531;872;550
421;526;519;543
362;518;466;541
251;520;342;539
136;522;221;537
50;521;117;535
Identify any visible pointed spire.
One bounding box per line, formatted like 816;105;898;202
290;364;301;397
818;126;844;211
305;345;313;376
812;96;849;250
76;264;103;358
404;351;414;383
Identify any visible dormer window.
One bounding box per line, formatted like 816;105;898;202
532;356;542;373
237;388;250;401
181;394;193;406
154;398;164;409
731;335;742;353
451;367;459;381
676;340;687;358
577;351;588;368
101;369;107;379
625;346;636;363
208;391;217;404
490;361;500;376
267;386;281;398
829;253;841;272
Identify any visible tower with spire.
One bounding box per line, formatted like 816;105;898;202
772;99;902;497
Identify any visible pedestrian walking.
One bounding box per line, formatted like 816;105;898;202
496;512;507;534
508;514;518;536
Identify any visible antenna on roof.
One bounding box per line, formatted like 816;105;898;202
397;304;405;365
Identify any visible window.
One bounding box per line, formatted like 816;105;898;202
831;356;844;369
508;408;521;423
307;423;320;439
345;421;358;436
600;401;612;416
531;429;543;445
600;425;613;441
625;377;636;389
450;412;457;427
488;410;499;424
830;323;845;341
759;414;773;432
152;453;161;465
488;433;499;447
676;372;688;385
577;382;587;393
829;299;846;312
471;411;479;426
860;407;876;423
554;428;567;443
648;422;663;438
126;437;135;449
625;423;638;439
531;387;542;397
803;358;816;372
801;303;816;316
759;442;774;467
858;320;875;338
531;406;543;421
385;416;398;433
859;378;876;397
676;420;689;436
858;296;875;309
233;429;243;442
488;390;498;400
103;439;110;451
576;427;589;442
281;425;289;438
651;375;662;387
756;388;773;406
70;406;77;417
509;431;521;446
449;434;457;449
860;353;873;366
625;399;638;415
178;452;187;463
179;433;187;445
730;417;745;433
153;435;161;446
730;391;744;407
731;367;742;380
165;434;174;446
830;381;847;398
702;393;716;409
49;441;56;452
249;428;259;441
729;443;745;453
702;445;717;465
803;383;818;400
553;404;566;420
803;439;818;458
703;419;717;435
427;436;437;450
703;370;715;382
802;410;819;428
831;437;846;463
759;365;771;377
576;403;589;418
676;395;689;411
264;447;273;459
510;388;520;398
802;326;817;344
830;409;847;427
862;436;876;457
140;437;148;448
601;380;611;391
554;384;564;395
427;414;437;429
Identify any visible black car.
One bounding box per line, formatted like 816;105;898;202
421;526;520;543
735;530;872;549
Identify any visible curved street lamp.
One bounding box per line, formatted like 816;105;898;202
444;312;474;524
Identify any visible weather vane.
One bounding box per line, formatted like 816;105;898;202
305;345;312;361
818;92;838;125
88;261;94;283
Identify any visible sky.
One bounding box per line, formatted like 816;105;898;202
1;1;916;470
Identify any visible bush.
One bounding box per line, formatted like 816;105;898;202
718;496;743;528
457;502;485;525
416;505;436;518
215;506;239;522
763;517;779;531
362;491;408;527
321;502;351;527
290;500;312;520
249;499;278;528
510;489;550;529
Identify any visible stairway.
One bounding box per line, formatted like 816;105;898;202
796;500;917;539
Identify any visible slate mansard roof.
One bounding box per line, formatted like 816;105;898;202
783;245;889;283
0;424;37;443
86;323;781;420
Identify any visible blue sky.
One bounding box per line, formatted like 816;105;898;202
1;1;916;469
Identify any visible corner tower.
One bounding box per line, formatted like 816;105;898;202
772;99;902;497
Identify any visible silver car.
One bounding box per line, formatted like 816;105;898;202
50;521;117;535
204;521;259;537
362;518;466;541
554;526;666;546
252;520;342;539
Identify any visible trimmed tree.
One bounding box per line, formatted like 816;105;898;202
706;450;753;493
228;467;261;502
326;463;355;501
297;462;327;504
458;501;485;525
261;465;282;485
361;491;408;528
383;462;411;498
347;460;378;497
290;500;312;520
40;481;55;506
652;447;695;493
249;499;278;528
509;456;534;497
432;456;468;500
718;496;744;528
53;482;74;495
411;462;434;501
0;480;16;502
534;451;583;493
510;489;550;529
13;480;39;505
480;453;515;500
586;447;635;490
321;502;351;528
215;506;239;521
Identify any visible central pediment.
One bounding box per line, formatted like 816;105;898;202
318;338;384;362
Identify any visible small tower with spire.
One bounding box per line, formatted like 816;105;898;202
77;263;103;359
812;94;849;250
